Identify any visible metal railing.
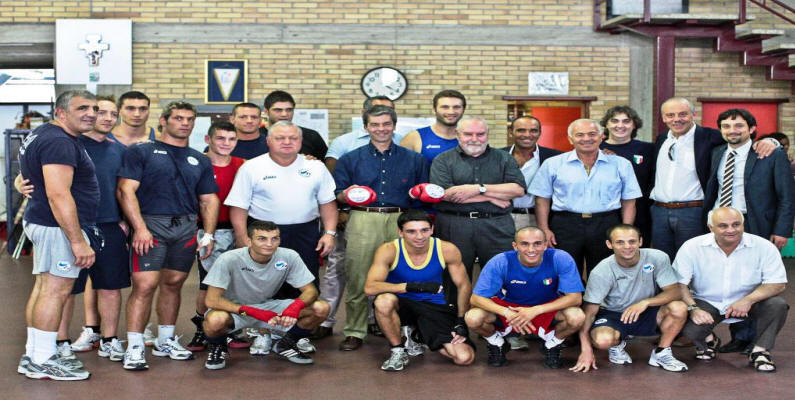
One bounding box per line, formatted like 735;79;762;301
740;0;795;25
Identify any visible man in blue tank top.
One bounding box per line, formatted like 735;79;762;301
365;210;474;371
400;90;466;164
109;91;157;146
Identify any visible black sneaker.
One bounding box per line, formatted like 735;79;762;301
486;341;510;367
368;323;385;337
204;343;228;370
541;342;563;369
186;330;207;352
273;336;314;365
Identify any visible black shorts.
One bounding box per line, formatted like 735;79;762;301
131;215;198;274
393;296;475;351
591;307;661;340
72;222;131;294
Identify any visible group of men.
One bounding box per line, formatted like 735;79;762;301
16;86;791;380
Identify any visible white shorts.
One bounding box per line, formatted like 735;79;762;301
24;221;90;279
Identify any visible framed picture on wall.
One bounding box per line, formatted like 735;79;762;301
205;59;247;104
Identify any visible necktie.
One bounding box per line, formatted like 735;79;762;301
719;150;737;207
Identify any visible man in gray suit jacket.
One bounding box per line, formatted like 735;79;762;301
703;108;795;354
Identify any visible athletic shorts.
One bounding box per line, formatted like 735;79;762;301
197;228;235;291
491;297;558;335
207;299;294;334
131;214;198;273
72;222;131;294
591;307;661;339
24;221;95;279
392;296;475;351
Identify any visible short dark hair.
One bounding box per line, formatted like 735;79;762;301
363;105;397;126
208;121;236;137
432;90;466;109
264;90;295;110
760;132;789;144
397;210;433;230
716;108;757;129
232;102;261;115
600;105;643;139
160;101;197;120
118;91;150;108
363;96;393;110
247;220;279;238
606;224;642;241
510;115;541;131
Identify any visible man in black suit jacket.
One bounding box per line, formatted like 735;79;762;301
703;108;795;354
649;98;779;261
502;116;562;231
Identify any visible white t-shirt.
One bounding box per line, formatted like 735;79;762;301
224;154;336;224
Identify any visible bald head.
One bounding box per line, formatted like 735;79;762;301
515;226;546;242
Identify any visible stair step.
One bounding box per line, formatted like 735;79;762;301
790;54;795;68
762;41;795;54
735;27;786;41
601;13;750;29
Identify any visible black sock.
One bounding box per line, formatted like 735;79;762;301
286;325;311;340
86;325;100;333
191;313;205;331
391;345;404;350
206;335;226;345
101;336;117;343
656;347;667;353
56;339;71;345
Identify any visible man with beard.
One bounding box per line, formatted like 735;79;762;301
401;90;467;163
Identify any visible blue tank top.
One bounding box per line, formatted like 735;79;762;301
418;126;458;163
386;237;446;304
107;127;156;145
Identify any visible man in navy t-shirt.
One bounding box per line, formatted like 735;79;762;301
466;227;585;369
18;90;100;381
117;101;219;371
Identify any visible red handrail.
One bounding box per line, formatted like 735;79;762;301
744;0;795;25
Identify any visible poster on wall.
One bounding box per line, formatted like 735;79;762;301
205;59;247;104
528;72;569;96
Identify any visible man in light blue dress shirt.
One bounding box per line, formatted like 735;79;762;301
530;119;642;277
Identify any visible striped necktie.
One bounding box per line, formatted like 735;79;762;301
718;150;737;207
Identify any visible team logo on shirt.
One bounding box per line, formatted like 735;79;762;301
56;261;72;272
633;155;644;164
642;264;654;273
425;144;441;149
262;175;277;181
241;266;255;272
153;149;167;155
298;168;311;177
509;280;527;285
542;278;553;286
594;318;608;325
18;134;39;155
187;156;199;166
274;261;287;271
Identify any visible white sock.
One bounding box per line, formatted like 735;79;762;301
32;328;57;364
127;332;144;349
485;332;505;347
25;327;34;358
158;325;175;342
544;332;564;349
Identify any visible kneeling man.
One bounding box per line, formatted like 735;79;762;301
202;220;330;369
365;210;474;371
466;227;585;368
571;224;688;373
676;207;788;373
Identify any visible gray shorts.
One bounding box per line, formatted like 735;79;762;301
197;228;235;273
24;221;90;279
132;214;198;273
209;299;294;333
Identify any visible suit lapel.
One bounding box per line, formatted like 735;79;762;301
745;148;758;181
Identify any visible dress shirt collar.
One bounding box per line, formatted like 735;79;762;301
565;149;608;164
508;145;539;167
699;232;754;251
725;139;752;158
666;123;696;142
367;141;395;156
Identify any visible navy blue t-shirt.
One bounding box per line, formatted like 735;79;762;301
600;139;656;197
230;134;269;160
79;135;126;223
19;123;100;227
118;141;218;215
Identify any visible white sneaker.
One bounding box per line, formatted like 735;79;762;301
143;324;156;347
608;340;632;365
296;338;316;354
123;345;149;371
402;326;424;356
58;341;77;360
71;327;100;352
25;355;90;381
98;338;125;362
250;333;272;355
648;347;688;372
152;336;194;360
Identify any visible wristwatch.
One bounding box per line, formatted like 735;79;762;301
324;230;338;237
686;304;699;312
478;184;487;194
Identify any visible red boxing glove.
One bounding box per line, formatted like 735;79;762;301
409;183;445;203
280;299;306;319
345;185;377;206
239;305;277;323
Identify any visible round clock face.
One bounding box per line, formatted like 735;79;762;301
360;67;408;101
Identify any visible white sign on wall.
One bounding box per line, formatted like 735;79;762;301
55;19;132;85
528;72;569;95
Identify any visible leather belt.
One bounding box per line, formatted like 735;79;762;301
554;210;619;219
440;211;508;219
351;206;406;213
653;201;703;209
511;208;534;215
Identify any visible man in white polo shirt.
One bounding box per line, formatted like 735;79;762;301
675;206;788;373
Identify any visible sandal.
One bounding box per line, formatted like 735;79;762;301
695;334;721;361
749;350;776;373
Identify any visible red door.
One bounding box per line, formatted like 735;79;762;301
701;102;779;137
531;106;582;152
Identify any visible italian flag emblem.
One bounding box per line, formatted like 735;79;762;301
633;155;644;164
542;278;553;286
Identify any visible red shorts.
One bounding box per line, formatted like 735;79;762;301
492;297;558;335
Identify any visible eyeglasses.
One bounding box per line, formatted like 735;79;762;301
668;142;676;161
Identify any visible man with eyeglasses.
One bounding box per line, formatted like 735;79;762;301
650;98;778;261
530;119;641;278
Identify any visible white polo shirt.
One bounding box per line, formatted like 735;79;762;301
224;154;336;225
651;124;703;202
673;232;787;314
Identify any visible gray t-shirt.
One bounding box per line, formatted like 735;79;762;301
202;247;315;305
583;248;679;312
